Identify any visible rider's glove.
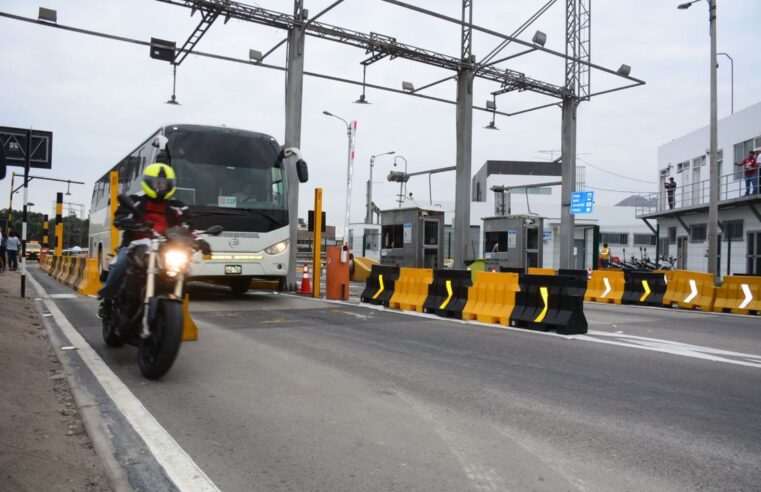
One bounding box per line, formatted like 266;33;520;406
197;239;212;256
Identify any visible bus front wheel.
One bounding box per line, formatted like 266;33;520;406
228;276;252;295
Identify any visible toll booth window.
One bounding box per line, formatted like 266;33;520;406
526;228;538;250
365;231;379;251
484;231;507;253
424;221;439;246
382;224;403;248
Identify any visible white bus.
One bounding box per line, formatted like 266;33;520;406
89;124;307;294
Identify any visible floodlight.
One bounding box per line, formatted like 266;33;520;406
484;121;499;131
249;49;263;63
617;64;632;76
402;81;415;92
485;100;496;111
38;7;57;23
532;30;547;47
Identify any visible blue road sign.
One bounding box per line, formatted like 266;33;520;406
571;191;594;214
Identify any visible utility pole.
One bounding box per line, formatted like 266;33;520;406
284;0;306;290
453;0;474;269
20;129;31;297
707;0;719;281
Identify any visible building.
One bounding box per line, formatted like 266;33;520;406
636;101;761;275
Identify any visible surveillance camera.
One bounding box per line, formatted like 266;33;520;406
524;218;535;225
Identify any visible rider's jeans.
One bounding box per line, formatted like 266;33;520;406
98;247;129;299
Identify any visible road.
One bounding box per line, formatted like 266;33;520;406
28;266;761;491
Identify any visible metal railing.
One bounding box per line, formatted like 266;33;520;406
635;169;760;217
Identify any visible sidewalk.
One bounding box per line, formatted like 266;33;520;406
0;270;111;491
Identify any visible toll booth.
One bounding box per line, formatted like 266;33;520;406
379;207;445;268
482;215;544;272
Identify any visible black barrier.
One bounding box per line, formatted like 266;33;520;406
621;271;667;307
510;274;587;335
423;269;472;319
72;258;86;290
499;266;525;274
360;264;400;306
49;255;58;276
557;269;588;297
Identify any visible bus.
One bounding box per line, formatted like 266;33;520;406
89;124;307;294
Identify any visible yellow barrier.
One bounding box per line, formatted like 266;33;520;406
351;256;379;283
713;276;761;315
663;270;716;311
77;258;102;296
388;267;433;312
528;267;555;276
584;270;625;304
182;294;198;341
56;256;71;283
462;271;520;325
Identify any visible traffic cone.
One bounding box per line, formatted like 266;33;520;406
300;263;312;294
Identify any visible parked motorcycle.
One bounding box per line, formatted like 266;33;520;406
102;194;222;379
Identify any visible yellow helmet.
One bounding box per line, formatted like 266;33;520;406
141;163;176;200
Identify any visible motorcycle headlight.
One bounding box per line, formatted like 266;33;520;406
264;239;289;255
164;249;189;276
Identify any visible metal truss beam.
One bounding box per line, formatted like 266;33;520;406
156;0;570;98
174;6;220;65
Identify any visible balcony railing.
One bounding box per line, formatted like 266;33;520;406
635;169;760;217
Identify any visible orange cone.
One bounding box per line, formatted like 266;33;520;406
300;263;312;294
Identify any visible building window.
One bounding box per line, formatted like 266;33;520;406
689;223;707;243
677;161;688;173
381;224;404;249
600;232;628;245
723;220;743;242
633;233;657;246
668;226;677;243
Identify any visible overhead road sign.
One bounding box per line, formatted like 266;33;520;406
0;126;53;169
571;191;594;215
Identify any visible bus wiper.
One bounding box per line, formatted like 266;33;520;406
237;208;280;226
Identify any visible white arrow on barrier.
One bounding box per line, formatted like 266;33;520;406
683;279;698;303
601;277;611;298
740;284;753;309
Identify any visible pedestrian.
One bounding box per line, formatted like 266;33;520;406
600;242;611;268
664;177;677;209
737;150;758;196
754;147;761;194
5;231;21;271
0;229;6;272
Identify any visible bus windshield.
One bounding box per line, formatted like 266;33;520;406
166;127;286;211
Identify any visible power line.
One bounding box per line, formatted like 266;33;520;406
577;157;656;184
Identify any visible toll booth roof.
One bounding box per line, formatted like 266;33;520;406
381;206;445;213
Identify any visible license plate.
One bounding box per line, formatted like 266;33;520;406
224;265;242;275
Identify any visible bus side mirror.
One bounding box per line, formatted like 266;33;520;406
152;135;168;150
296;159;308;183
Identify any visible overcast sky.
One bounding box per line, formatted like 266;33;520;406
1;0;759;230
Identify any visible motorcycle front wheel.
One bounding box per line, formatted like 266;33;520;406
138;299;183;380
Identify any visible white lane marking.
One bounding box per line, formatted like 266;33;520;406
49;293;77;299
601;278;611;298
740;284;753;310
26;272;220;491
579;330;761;369
683;279;698;303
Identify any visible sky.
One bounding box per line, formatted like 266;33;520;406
1;0;760;232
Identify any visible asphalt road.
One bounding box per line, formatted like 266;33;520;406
29;267;761;491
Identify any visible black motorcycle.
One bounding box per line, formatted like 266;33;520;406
102;194;222;379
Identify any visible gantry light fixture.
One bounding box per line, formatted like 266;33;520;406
484;96;499;130
249;49;263;63
166;64;180;105
38;7;57;23
532;30;547;47
354;65;371;104
402;81;415;92
616;64;632;77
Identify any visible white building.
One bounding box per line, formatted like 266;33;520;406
637;101;761;275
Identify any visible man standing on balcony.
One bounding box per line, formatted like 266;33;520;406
754;148;761;195
665;177;677;209
737;150;758;196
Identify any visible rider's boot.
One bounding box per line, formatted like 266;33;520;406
97;298;112;320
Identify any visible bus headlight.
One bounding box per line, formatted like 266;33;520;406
164;249;189;276
264;239;289;255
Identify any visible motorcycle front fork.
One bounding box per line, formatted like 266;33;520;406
140;244;185;339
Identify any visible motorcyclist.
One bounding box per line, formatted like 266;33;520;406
97;163;204;318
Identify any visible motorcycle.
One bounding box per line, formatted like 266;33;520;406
102;194;222;379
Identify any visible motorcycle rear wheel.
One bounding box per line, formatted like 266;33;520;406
138;300;183;380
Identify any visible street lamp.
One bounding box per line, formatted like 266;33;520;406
366;150;395;223
393;155;408;207
678;0;719;280
323;110;357;258
717;52;733;114
484;97;499;130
